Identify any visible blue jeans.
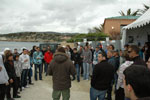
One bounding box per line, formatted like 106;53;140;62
35;64;42;80
90;87;107;100
75;64;80;81
28;68;33;84
125;98;130;100
21;69;28;87
45;63;48;75
83;63;90;80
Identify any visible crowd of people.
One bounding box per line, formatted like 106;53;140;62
0;45;53;100
0;42;150;100
47;42;150;100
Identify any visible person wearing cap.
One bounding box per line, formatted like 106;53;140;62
93;47;101;69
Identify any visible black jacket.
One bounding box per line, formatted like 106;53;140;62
4;60;16;80
72;52;81;64
115;56;120;72
132;56;147;67
91;60;115;90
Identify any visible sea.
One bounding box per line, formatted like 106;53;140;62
0;41;41;53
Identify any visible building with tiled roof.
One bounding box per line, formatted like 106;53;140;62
103;16;140;39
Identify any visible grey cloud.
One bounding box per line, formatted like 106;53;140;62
0;0;149;34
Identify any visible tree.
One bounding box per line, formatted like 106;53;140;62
138;4;150;15
88;23;104;33
119;8;139;16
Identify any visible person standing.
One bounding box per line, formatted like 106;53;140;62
44;48;53;76
72;48;81;82
66;45;73;60
4;53;21;99
13;49;19;57
27;50;34;85
33;47;43;80
143;42;150;62
81;45;92;80
78;46;84;76
47;47;76;100
19;49;30;89
93;47;101;69
116;51;133;100
106;50;116;100
14;55;22;93
41;47;47;73
89;45;94;76
128;45;147;66
0;55;9;100
90;52;114;100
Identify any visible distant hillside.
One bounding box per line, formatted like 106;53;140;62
0;32;78;42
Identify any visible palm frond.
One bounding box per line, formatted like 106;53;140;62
127;8;131;16
119;11;125;16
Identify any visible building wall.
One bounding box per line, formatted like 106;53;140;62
104;19;136;35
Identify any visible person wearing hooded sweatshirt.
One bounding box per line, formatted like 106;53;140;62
0;55;9;100
47;47;76;100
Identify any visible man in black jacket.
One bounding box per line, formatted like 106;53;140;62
90;52;114;100
72;48;81;82
128;45;147;67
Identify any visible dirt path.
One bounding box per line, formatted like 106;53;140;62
17;75;90;100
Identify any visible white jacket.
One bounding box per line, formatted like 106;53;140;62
0;55;9;84
19;54;30;69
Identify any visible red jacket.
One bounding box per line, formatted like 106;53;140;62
44;51;53;64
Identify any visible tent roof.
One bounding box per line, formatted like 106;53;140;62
123;8;150;30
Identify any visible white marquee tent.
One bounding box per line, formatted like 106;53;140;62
121;8;150;49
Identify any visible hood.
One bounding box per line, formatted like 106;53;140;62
53;52;68;63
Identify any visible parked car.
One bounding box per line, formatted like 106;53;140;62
39;43;60;53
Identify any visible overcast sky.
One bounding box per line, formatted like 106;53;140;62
0;0;149;34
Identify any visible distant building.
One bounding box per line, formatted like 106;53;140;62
103;16;139;39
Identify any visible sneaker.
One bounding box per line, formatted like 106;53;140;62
7;98;15;100
22;87;25;90
13;95;21;98
25;85;29;88
29;83;34;85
